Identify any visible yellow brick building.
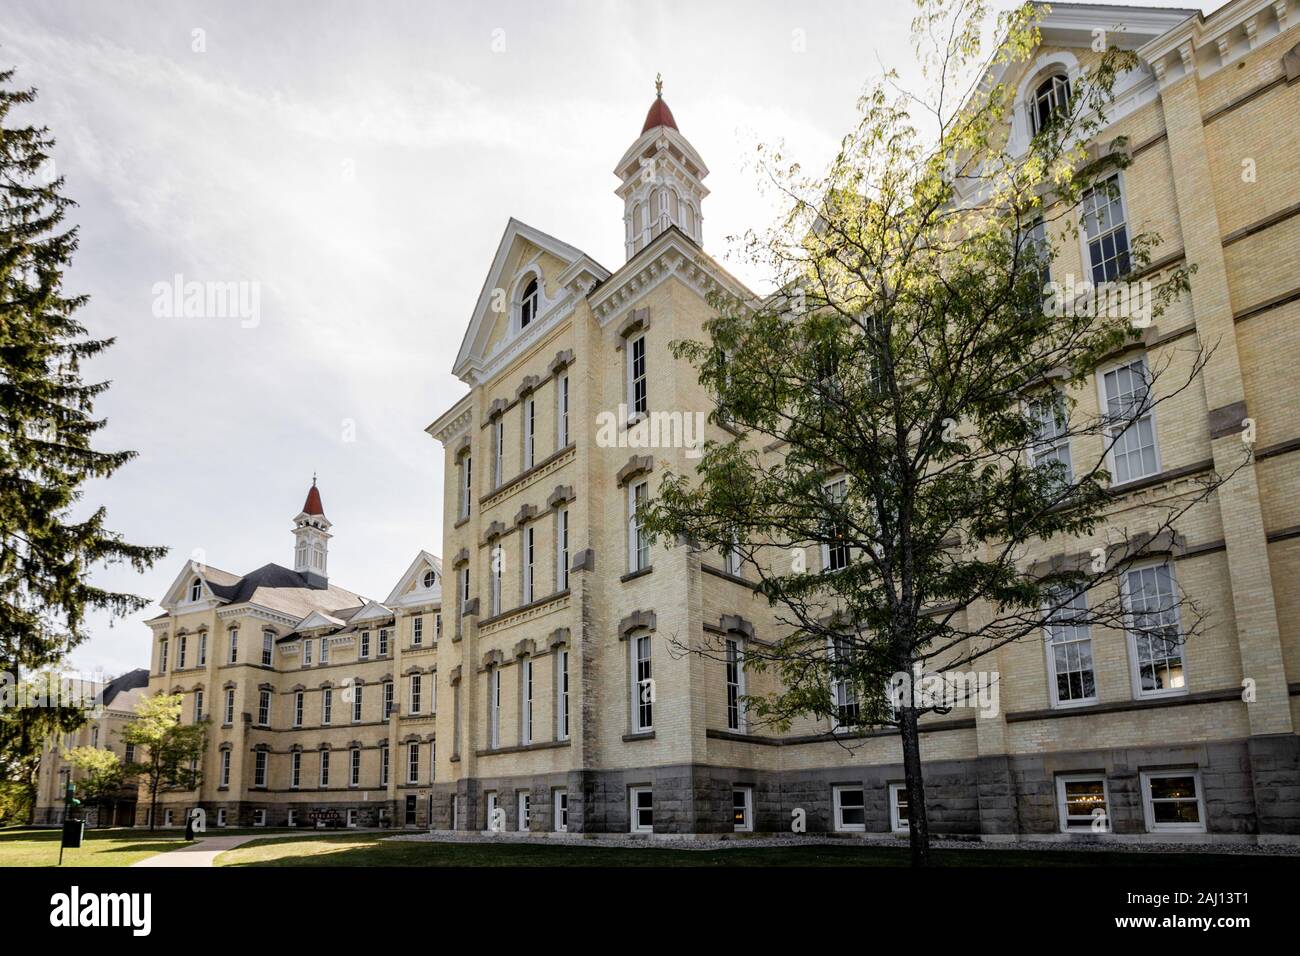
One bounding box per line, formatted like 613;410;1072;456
131;0;1299;840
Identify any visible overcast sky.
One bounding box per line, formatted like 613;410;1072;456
0;0;1210;677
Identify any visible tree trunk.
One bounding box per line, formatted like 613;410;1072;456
898;705;930;867
148;774;159;833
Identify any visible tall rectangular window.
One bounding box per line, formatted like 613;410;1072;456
319;750;330;787
822;477;850;572
322;687;333;724
833;785;866;832
352;684;363;722
177;635;187;669
556;506;570;591
410;673;422;714
350;748;361;787
490;545;503;616
458;567;470;629
556;648;570;741
523;396;536;469
378;628;389;657
489;669;501;749
293;691;304;726
628;334;647;416
435;613;442;641
1101;356;1158;485
517;791;531;831
407;742;420;784
197;632;207;667
459;454;472;519
383;681;394;719
554;789;568;832
889;784;910;833
725;638;745;731
557;372;570;448
380;745;389;786
412;617;423;647
1081;175;1131;282
220;749;231;787
320;636;329;664
1124;563;1185;697
630;787;653;833
303;638;312;666
628;480;649;572
223;688;235;725
254;751;267;788
194;690;204;722
291;751;301;789
523;527;535;604
261;631;273;667
633;635;653;732
360;630;371;658
1045;589;1096;706
733;787;753;832
1030;391;1072;482
257;690;270;726
228;628;238;664
159;639;168;674
492;419;505;488
521;659;534;745
829;635;860;730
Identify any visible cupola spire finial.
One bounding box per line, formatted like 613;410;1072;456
655;72;663;98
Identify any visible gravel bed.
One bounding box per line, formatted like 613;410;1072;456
387;829;1300;856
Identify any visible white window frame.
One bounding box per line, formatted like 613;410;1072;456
352;683;363;723
220;750;231;787
1079;173;1132;284
1140;770;1206;833
1027;390;1072;482
725;638;746;732
319;749;330;787
261;631;273;667
488;668;501;749
523;527;535;604
518;791;531;831
407;741;420;784
521;658;534;746
412;617;423;647
556;648;570;741
833;785;866;832
889;783;910;834
188;577;202;602
291;750;301;790
197;631;207;667
322;687;333;724
350;748;361;788
217;808;228;827
257;689;270;726
228;627;238;664
628;480;649;572
1043;588;1098;709
627;333;647;418
1056;773;1111;833
459;453;472;520
303;638;312;666
632;634;653;733
490;544;503;616
821;477;850;573
523;395;536;469
629;786;654;833
553;789;568;832
732;786;753;832
360;630;371;657
253;809;266;828
556;371;570;449
410;673;422;714
378;627;389;657
223;689;235;725
383;681;394;719
380;745;389;786
346;808;358;829
556;506;570;592
320;636;330;664
254;750;267;788
1122;561;1187;700
1096;353;1160;487
492;419;505;489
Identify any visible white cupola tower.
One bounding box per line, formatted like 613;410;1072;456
614;75;709;260
292;476;332;589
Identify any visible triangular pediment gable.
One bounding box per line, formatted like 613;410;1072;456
159;559;238;611
452;218;609;385
348;599;396;626
385;550;443;606
296;610;344;632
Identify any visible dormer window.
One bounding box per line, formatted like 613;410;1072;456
1031;73;1070;135
422;569;437;589
188;577;202;602
519;277;539;330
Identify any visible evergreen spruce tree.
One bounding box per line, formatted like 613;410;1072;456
0;66;166;820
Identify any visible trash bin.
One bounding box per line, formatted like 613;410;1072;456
61;818;85;850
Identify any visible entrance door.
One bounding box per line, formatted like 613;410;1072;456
404;794;417;826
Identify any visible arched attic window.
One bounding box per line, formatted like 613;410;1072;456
519;277;539;330
188;578;203;602
1031;73;1071;135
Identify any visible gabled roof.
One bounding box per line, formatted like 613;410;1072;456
347;599;397;626
158;558;363;621
451;218;610;383
101;668;149;710
385;550;443;607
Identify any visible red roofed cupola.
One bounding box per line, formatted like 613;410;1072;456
615;74;709;260
293;475;332;588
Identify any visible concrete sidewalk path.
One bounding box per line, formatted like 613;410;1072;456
132;833;263;867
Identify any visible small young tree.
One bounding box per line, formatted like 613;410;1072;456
0;66;166;818
122;694;205;831
642;0;1246;865
62;745;127;826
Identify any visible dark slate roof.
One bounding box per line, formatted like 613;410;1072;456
101;668;150;708
202;563;364;622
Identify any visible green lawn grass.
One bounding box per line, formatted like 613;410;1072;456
0;826;186;867
215;833;1300;868
0;825;298;866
